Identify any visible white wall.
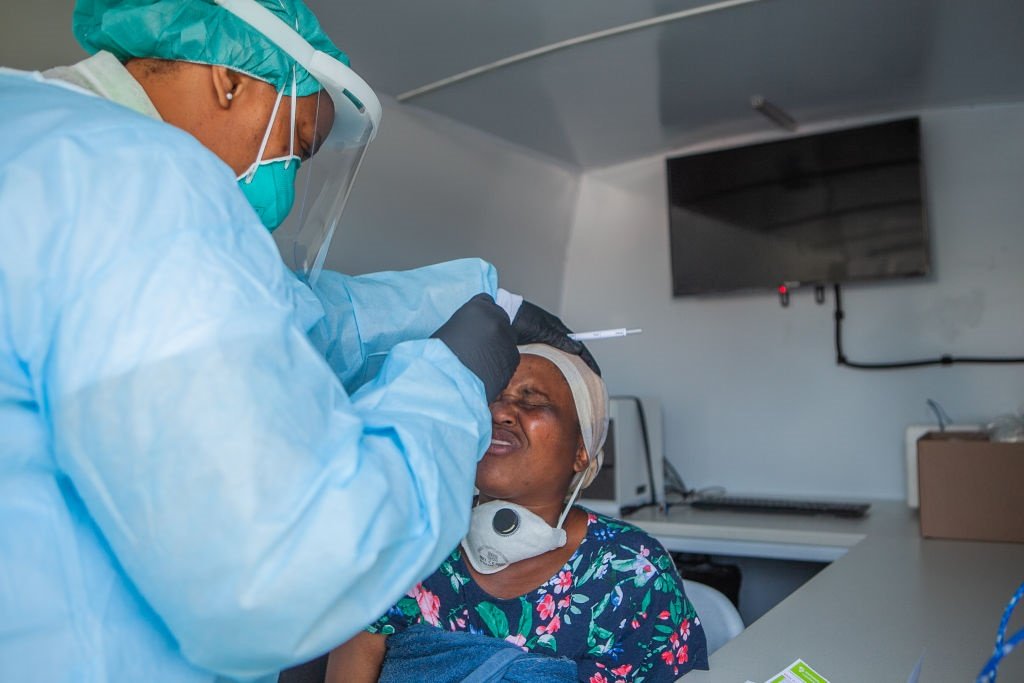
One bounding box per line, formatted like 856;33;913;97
321;98;580;312
0;0;84;71
561;104;1024;501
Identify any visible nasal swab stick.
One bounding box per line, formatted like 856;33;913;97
568;328;642;341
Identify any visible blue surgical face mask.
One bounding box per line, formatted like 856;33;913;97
237;72;300;232
237;156;300;232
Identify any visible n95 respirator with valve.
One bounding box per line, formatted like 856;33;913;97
461;467;587;575
461;500;571;574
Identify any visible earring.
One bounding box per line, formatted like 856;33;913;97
226;92;234;101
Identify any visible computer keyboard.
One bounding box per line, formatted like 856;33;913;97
689;495;870;518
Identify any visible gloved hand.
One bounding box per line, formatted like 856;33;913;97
511;300;602;376
432;294;520;403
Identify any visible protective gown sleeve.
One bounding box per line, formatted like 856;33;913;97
307;261;499;391
30;109;490;678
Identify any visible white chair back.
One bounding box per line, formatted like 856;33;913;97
682;579;744;655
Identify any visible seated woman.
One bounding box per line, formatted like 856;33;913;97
326;344;708;682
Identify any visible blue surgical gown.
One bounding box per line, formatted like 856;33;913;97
0;70;498;682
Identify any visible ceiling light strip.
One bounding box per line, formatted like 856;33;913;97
397;0;768;102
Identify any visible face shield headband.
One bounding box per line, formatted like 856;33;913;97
215;0;383;286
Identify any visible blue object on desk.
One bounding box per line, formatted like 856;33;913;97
977;580;1024;682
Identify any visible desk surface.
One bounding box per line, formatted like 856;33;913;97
626;500;908;562
626;502;1024;682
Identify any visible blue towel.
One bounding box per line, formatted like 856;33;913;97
378;624;577;683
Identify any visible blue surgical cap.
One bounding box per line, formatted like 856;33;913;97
73;0;350;97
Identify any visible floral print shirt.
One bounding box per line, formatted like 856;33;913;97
368;509;709;682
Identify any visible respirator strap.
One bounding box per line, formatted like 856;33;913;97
557;474;587;529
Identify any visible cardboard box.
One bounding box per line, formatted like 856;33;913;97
917;431;1024;543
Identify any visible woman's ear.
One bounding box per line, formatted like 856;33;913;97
573;440;589;475
211;66;245;109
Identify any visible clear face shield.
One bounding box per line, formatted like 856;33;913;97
216;0;382;287
275;90;373;285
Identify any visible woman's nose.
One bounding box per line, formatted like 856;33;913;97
490;397;517;425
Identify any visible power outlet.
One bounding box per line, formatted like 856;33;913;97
904;424;978;508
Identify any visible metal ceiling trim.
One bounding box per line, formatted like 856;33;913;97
396;0;770;102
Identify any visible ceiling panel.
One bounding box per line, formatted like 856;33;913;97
9;0;1020;170
310;0;1024;168
307;0;712;94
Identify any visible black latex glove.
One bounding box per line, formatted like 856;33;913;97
511;300;602;376
431;294;520;403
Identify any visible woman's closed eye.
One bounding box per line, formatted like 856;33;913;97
517;387;552;406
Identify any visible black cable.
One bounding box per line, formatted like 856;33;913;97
662;458;692;499
833;284;1024;369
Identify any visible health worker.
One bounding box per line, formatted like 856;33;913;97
0;1;599;681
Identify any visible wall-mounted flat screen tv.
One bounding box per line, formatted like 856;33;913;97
666;118;930;296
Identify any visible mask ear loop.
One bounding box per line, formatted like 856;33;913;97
556;451;591;529
243;85;286;184
285;66;297;169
